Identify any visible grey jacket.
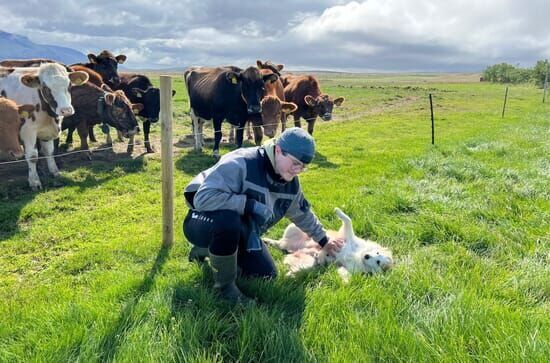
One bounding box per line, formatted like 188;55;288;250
184;142;328;245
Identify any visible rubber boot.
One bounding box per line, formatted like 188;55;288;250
188;245;209;263
209;251;253;304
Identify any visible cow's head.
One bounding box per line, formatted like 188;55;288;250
102;90;140;137
304;94;345;121
256;60;284;76
226;67;278;114
131;87;176;122
20;63;89;117
261;96;297;138
88;50;126;88
0;99;34;160
131;86;160;121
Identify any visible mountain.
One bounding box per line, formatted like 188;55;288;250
0;30;85;64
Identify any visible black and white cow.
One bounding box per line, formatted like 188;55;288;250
184;66;278;158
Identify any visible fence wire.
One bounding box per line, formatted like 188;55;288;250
0;108;373;167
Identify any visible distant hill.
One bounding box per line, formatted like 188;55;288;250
0;30;85;64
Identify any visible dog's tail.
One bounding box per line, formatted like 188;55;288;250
334;207;355;241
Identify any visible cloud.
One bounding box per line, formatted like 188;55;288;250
1;0;548;71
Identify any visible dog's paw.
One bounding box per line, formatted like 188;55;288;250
337;266;351;283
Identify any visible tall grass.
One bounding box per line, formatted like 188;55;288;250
0;74;548;362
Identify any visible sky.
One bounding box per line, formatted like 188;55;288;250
1;0;548;72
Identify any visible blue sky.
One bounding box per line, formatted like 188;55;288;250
1;0;548;71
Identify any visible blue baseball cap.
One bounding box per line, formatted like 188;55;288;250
276;127;315;164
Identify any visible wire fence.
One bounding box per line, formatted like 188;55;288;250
0;107;377;167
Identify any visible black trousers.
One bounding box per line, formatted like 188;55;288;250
183;209;277;278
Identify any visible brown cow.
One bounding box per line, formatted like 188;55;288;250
283;75;345;134
0;98;34;160
0;58;59;68
230;61;297;145
61;83;141;153
63;65;112;145
256;60;296;140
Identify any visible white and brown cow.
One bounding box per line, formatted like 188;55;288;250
0;64;88;190
0;98;35;161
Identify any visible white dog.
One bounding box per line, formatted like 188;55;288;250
265;208;393;281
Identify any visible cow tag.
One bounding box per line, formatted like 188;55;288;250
20;111;29;118
231;77;238;84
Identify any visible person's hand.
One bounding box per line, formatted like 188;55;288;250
323;237;345;257
246;200;273;226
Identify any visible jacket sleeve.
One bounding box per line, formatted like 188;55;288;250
285;189;327;245
192;157;248;214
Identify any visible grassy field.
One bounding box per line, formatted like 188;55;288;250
0;72;548;362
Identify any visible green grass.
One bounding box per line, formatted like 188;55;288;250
0;73;548;362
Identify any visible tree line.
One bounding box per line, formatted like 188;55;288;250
482;60;548;87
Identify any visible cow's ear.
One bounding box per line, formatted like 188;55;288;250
256;60;264;68
226;71;240;85
105;92;116;105
172;90;177;97
334;97;345;107
17;104;35;119
69;71;89;86
20;74;41;88
132;103;144;114
116;55;127;64
276;64;284;71
281;102;298;114
304;95;316;107
87;53;98;63
263;73;278;84
132;88;145;98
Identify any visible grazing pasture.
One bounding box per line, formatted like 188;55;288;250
0;72;548;361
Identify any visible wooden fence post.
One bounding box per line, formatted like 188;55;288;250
160;76;174;247
501;86;509;118
429;93;435;145
543;62;548;103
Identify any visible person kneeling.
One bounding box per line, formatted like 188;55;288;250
182;127;343;303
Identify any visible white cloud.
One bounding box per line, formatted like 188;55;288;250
1;0;548;71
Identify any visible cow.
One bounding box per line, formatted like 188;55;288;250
283;75;345;135
184;66;278;158
229;61;294;145
61;84;141;153
71;50;126;89
0;60;118;148
0;63;89;190
255;60;296;141
61;65;112;147
0;98;34;161
257;60;283;77
112;73;175;153
0;58;60;68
